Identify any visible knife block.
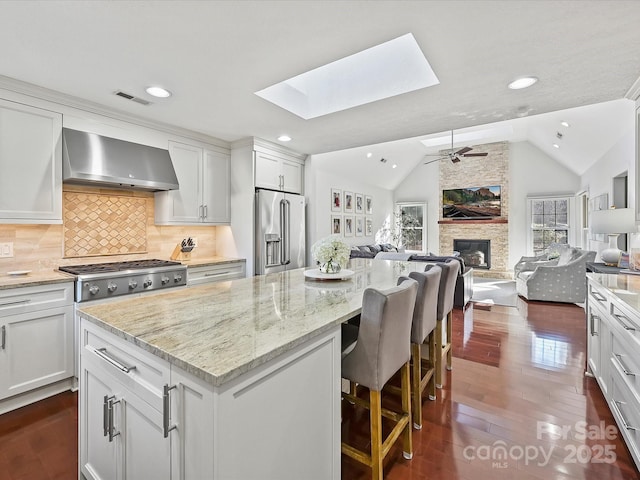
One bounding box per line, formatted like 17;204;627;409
170;243;192;261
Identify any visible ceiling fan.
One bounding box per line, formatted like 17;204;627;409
423;130;489;165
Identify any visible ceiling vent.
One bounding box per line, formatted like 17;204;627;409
114;90;151;106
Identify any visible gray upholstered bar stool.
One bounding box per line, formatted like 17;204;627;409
399;265;442;429
341;278;418;480
428;260;460;388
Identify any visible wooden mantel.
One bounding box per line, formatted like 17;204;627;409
438;218;508;225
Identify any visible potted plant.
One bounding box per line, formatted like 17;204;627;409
311;235;350;273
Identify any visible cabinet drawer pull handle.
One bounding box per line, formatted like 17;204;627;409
614;354;636;376
613;400;637;431
199;205;204;219
1;325;5;350
591;291;606;302
163;384;177;438
107;396;121;442
0;299;30;307
203;205;208;219
614;314;636;332
93;347;136;373
103;395;109;437
204;271;230;277
590;313;599;336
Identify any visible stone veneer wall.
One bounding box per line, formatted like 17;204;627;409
439;141;511;279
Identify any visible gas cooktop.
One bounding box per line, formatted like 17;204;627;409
59;259;182;276
59;259;187;302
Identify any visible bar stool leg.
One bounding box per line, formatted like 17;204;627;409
401;362;413;459
411;344;422;429
435;318;443;388
446;311;453;371
428;332;437;400
370;390;383;480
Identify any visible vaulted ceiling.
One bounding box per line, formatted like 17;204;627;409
0;1;638;187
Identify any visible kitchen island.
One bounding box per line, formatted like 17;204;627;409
77;258;425;480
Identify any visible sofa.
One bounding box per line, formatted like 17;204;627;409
515;247;596;303
349;244;473;308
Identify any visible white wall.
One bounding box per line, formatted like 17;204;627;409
304;155;394;265
509;141;581;267
580;127;637;257
393;161;440;253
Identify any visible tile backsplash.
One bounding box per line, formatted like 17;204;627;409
0;185;219;271
63;191;148;257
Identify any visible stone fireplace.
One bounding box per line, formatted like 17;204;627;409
439;141;511;279
454;239;491;269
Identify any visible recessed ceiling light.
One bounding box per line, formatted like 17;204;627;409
145;86;172;98
366;152;372;158
507;76;538;90
392;164;397;169
277;135;291;142
553;143;560;149
560;121;570;127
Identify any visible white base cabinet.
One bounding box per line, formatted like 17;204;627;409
587;277;640;471
186;261;246;286
79;318;340;479
0;282;74;407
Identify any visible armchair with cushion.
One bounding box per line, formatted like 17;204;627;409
515;248;596;303
513;243;571;278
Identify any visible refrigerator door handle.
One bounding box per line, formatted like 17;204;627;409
281;199;291;265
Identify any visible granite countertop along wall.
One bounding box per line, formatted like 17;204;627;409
588;272;640;313
78;258;426;386
0;269;75;290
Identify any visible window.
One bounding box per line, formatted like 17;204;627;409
527;196;572;254
396;202;427;253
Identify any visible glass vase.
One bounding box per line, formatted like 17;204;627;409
319;259;342;274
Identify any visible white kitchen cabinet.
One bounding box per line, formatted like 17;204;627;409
255;150;304;194
170;366;214;480
586;276;640;470
186;261;246;286
0;98;62;223
79;316;340;479
0;282;74;404
80;320;208;480
155;140;230;225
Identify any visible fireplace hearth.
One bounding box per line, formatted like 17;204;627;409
454;239;491;270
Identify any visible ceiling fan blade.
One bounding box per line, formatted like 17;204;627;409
423;157;446;165
462;152;488;157
454;146;472;155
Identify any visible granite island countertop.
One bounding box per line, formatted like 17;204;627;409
77;258;426;386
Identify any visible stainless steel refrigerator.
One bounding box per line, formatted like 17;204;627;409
255;189;306;275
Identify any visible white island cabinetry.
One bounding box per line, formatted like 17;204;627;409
587;274;640;471
80;316;339;480
155;140;230;225
0;98;62;224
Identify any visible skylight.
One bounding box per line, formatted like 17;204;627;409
255;33;439;119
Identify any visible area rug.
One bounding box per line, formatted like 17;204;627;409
471;277;518;307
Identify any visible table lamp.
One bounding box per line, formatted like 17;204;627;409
590;207;636;266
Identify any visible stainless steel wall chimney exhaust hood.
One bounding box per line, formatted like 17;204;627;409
62;128;179;191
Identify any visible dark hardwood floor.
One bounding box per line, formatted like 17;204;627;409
0;298;638;479
342;298;640;479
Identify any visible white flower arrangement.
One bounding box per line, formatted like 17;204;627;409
311;235;350;268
